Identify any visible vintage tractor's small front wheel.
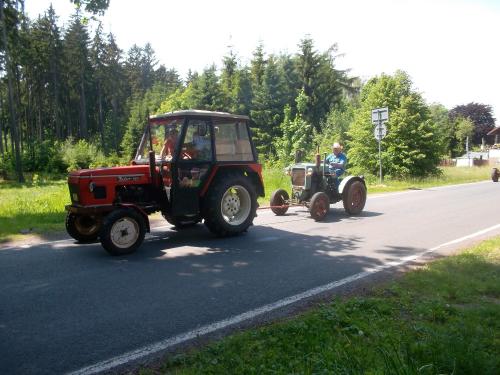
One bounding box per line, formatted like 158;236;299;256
492;168;499;182
204;173;257;236
309;192;330;221
270;189;289;216
343;181;367;215
100;209;146;256
65;212;101;242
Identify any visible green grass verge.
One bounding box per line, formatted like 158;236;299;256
0;179;68;242
366;166;491;194
144;239;500;375
0;166;492;242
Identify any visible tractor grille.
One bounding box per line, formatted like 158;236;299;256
291;168;306;187
68;183;80;203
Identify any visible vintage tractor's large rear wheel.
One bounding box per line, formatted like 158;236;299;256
270;189;289;216
343;181;367;215
309;192;330;221
203;173;257;236
100;209;146;256
66;212;101;242
492;168;499;182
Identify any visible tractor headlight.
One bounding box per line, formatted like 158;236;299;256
89;182;95;192
72;193;79;202
306;168;313;176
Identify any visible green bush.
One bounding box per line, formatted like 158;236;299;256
62;139;105;172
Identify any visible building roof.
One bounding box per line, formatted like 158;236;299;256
487;126;500;136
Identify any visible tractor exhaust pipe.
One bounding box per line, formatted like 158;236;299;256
149;150;156;185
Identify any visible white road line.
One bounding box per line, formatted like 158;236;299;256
67;222;500;375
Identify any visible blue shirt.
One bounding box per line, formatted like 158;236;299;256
325;152;347;177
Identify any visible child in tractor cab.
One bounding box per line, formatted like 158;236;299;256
161;126;179;160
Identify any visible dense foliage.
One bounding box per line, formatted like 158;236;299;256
0;2;496;181
348;71;444;177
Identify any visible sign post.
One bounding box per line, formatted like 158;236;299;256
371;107;389;184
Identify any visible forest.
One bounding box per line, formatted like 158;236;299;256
0;0;497;182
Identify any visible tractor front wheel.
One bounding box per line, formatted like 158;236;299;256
203;173;257;236
270;189;289;216
309;192;330;221
100;209;146;256
66;212;101;242
343;181;367;215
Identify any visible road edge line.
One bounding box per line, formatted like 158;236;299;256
67;221;500;375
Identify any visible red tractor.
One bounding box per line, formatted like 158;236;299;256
65;110;264;255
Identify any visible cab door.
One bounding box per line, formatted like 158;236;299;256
171;118;214;216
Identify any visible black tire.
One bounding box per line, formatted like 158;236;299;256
309;192;330;221
65;212;101;242
270;189;289;216
165;215;201;230
343;180;367;215
203;172;257;236
492;168;499;182
99;209;146;256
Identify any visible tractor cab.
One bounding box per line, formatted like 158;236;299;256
134;111;258;217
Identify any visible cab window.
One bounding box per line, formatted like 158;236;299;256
214;120;254;161
180;120;212;161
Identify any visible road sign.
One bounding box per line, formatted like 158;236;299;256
372;107;389;124
374;123;387;141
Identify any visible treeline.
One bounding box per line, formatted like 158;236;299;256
0;1;496;182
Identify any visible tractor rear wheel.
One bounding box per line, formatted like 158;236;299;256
492;168;499;182
100;209;146;256
270;189;289;216
343;180;367;215
66;212;101;242
309;192;330;221
203;173;257;236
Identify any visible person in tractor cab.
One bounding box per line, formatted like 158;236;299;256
185;123;211;160
325;142;347;181
160;126;178;160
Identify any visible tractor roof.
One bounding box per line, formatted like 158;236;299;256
150;110;249;122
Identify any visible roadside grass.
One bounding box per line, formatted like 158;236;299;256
0;166;492;241
145;238;500;375
0;178;68;242
367;166;491;194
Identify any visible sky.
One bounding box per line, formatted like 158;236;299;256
25;0;500;122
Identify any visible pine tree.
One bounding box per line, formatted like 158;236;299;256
63;12;91;139
90;22;106;149
250;55;286;156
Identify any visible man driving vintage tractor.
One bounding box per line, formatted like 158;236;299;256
65;110;264;256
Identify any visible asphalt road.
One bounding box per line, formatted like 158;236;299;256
2;181;500;374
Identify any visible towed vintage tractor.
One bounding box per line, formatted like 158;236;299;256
270;152;366;221
65;110;264;255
